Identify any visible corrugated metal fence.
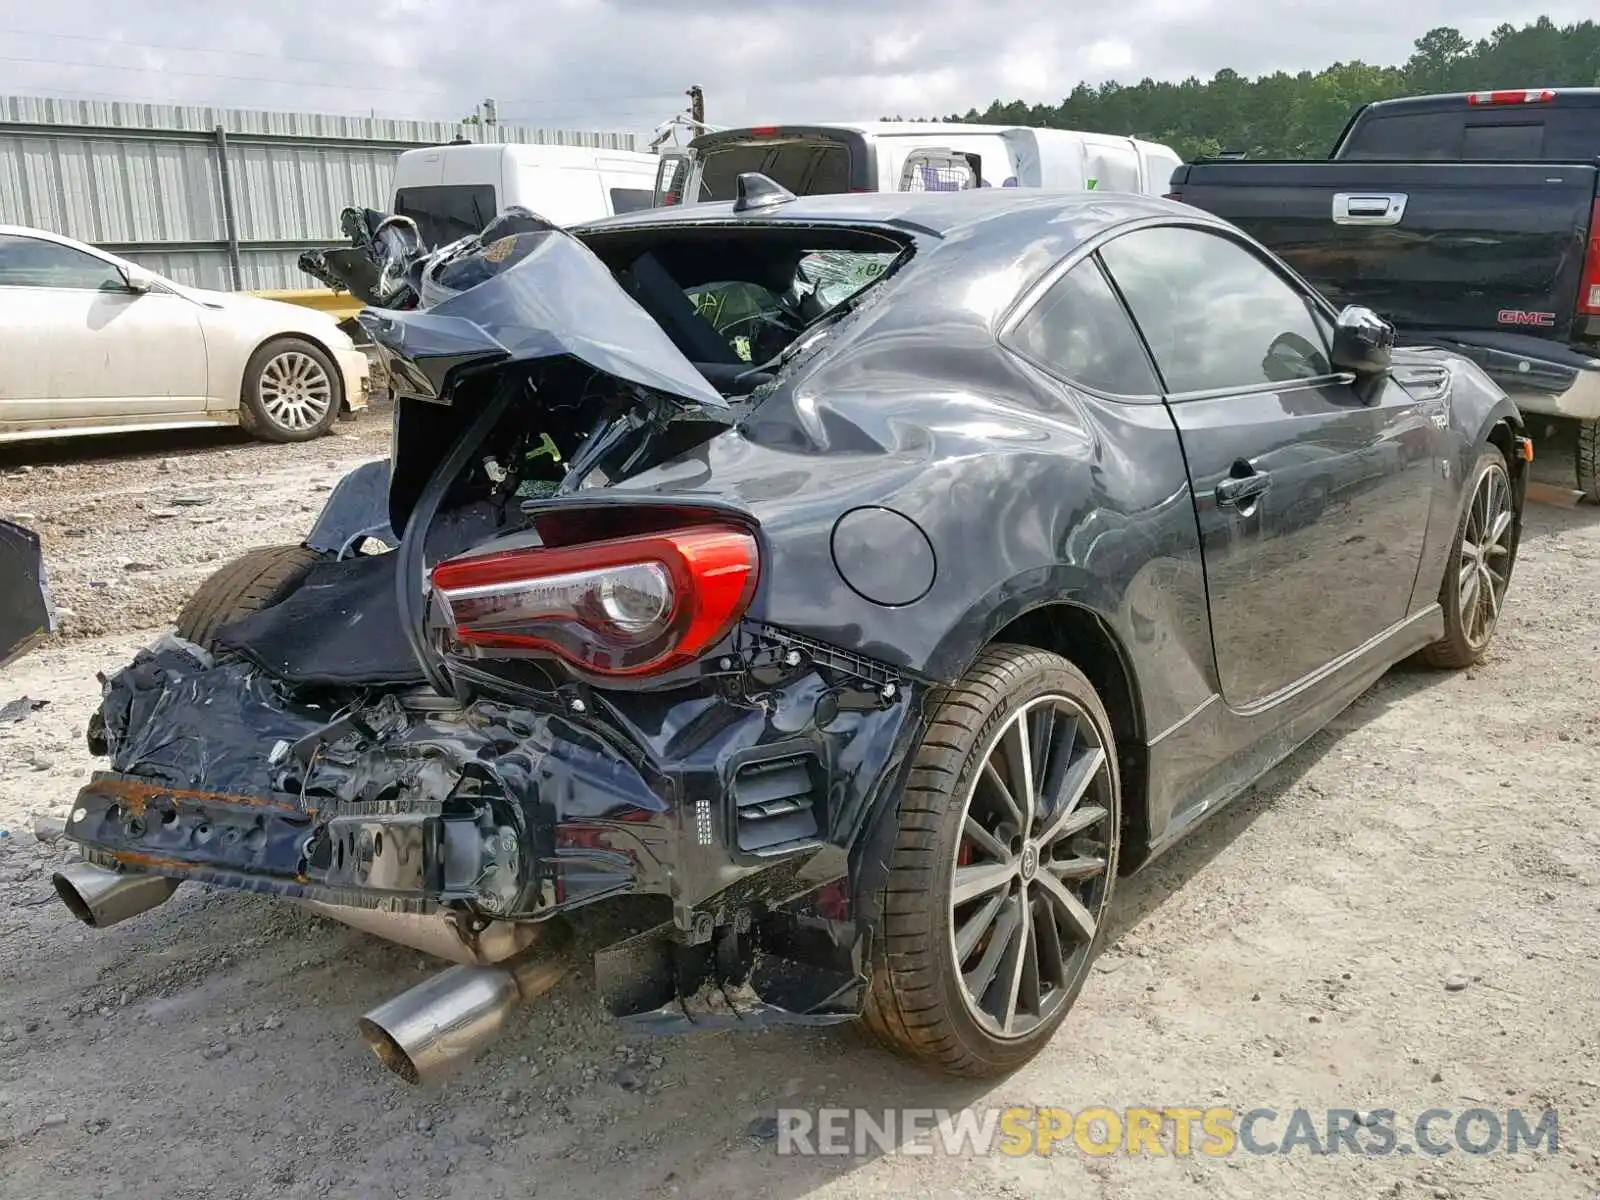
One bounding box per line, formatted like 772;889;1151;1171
0;95;637;290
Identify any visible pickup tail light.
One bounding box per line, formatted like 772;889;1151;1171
1466;89;1556;106
1579;199;1600;317
430;525;759;677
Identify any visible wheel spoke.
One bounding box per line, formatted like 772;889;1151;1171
996;892;1033;1034
1034;747;1107;849
1487;508;1512;552
1048;853;1108;882
1035;868;1097;944
1001;715;1036;834
954;889;1006;964
979;760;1025;832
952;859;1015;907
963;895;1019;1002
1460;567;1480;618
962;816;1011;864
1032;890;1067;989
1480;565;1499;620
1028;705;1057;795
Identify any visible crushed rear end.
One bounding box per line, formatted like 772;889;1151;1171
57;207;926;1081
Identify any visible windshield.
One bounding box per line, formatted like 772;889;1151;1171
394;184;497;247
697;139;852;201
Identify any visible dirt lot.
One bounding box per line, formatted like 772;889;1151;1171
2;410;1598;1200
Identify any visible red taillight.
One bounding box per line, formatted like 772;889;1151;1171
1580;199;1600;317
748;126;779;137
1466;89;1555;106
429;525;759;677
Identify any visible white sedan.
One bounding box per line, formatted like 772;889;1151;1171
0;225;371;445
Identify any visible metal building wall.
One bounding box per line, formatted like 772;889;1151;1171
0;94;639;291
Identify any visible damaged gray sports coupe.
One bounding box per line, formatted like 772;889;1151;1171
54;179;1529;1083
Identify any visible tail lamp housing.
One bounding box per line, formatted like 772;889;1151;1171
1579;199;1600;318
429;523;759;677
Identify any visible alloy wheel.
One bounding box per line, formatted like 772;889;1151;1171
259;350;333;432
949;694;1115;1039
1457;463;1513;650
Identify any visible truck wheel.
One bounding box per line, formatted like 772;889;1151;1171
862;645;1121;1077
175;544;324;650
1578;418;1600;505
1420;446;1516;669
238;337;342;443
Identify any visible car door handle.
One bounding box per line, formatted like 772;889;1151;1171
1332;192;1407;226
1216;471;1271;508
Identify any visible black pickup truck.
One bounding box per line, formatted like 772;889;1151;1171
1169;88;1600;500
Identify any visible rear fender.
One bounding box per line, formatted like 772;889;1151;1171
304;459;399;556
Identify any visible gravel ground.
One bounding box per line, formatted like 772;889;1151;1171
1;413;1599;1200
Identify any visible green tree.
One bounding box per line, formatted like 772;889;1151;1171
944;17;1600;160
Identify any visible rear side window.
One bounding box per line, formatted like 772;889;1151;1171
1099;225;1332;395
1340;112;1463;159
1007;258;1159;397
394;184;497;247
608;187;656;214
698;140;851;201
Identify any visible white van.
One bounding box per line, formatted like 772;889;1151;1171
653;122;1183;205
390;143;660;245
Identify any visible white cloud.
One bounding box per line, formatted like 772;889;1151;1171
0;0;1584;140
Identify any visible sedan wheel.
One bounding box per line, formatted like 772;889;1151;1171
240;337;342;443
950;694;1114;1040
863;644;1121;1077
1422;446;1517;669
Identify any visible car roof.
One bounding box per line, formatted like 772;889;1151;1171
572;187;1189;242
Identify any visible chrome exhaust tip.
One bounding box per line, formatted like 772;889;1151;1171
358;957;564;1085
52;861;180;928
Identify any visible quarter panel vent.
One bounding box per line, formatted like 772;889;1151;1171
731;755;822;855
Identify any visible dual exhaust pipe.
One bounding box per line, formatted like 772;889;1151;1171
52;860;180;928
52;860;562;1085
357;956;565;1085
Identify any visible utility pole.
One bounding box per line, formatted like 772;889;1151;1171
687;85;704;126
483;98;498;127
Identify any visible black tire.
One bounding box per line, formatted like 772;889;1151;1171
175;544;323;649
1578;418;1600;505
862;644;1121;1077
1420;446;1516;669
238;336;343;444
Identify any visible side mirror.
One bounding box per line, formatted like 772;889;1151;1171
1329;304;1394;377
120;264;157;294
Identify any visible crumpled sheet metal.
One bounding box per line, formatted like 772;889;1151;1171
94;640;662;823
82;634;921;917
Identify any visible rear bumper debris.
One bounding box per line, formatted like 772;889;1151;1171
66;636;921;1026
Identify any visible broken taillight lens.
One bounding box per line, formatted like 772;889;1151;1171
429;525;759;677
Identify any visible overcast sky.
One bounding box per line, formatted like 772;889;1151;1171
0;1;1586;140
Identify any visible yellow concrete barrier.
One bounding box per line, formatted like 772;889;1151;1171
249;288;365;321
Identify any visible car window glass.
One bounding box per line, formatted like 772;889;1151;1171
1099;226;1332;394
0;234;127;290
1460;122;1545;160
608;187;656;214
1009;258;1159;396
1339;112;1462;159
393;185;497;248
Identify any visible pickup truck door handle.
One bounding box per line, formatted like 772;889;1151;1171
1216;470;1271;508
1332;192;1408;226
